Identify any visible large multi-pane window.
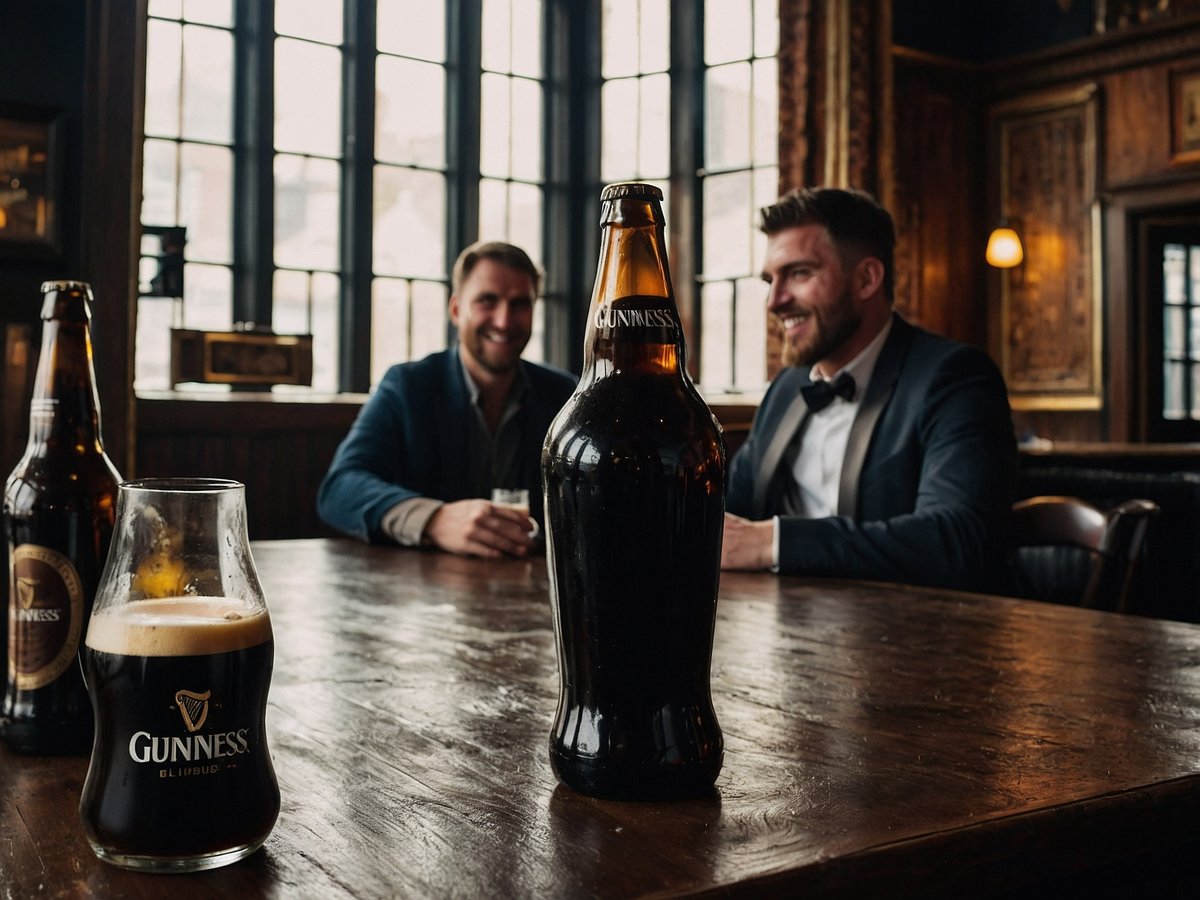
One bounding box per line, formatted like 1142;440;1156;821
698;0;778;390
137;0;777;396
371;1;452;384
600;1;670;205
478;0;546;363
139;1;237;390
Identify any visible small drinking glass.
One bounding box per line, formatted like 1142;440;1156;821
492;488;539;539
79;478;279;872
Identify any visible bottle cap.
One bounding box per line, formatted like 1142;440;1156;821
601;182;664;202
41;280;92;294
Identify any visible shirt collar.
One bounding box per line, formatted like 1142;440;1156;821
808;314;893;403
456;344;529;409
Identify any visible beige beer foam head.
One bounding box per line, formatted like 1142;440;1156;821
85;597;272;657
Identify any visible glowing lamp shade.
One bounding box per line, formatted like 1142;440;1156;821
986;227;1024;268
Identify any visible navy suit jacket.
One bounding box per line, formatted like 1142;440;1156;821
727;315;1017;591
317;348;577;544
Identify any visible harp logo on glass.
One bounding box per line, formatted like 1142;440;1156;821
125;685;251;774
175;689;211;732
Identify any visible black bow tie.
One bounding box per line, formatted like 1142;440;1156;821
800;372;856;412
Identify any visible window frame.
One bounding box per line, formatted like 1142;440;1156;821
1142;216;1200;440
139;0;774;394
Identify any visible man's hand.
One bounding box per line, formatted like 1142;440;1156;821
423;499;537;558
721;513;775;571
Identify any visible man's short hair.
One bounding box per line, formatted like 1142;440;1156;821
451;241;542;296
759;187;896;300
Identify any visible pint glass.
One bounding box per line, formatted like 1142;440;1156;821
79;479;279;872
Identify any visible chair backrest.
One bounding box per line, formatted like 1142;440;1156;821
1010;495;1160;613
1017;466;1200;623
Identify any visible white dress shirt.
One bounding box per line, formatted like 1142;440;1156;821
771;317;894;567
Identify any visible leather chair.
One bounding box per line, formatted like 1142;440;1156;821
1017;467;1200;623
1010;495;1159;613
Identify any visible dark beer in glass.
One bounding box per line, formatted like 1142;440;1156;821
79;479;279;871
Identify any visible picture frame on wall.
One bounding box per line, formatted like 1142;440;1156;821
991;83;1103;412
0;104;63;260
1170;65;1200;166
170;329;315;388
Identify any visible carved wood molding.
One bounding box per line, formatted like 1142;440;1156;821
985;15;1200;99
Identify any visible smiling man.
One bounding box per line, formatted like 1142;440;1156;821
318;241;576;557
723;188;1018;591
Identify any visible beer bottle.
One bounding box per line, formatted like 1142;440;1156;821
2;280;122;754
542;182;725;799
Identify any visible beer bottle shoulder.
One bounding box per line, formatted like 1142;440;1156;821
546;373;723;456
4;451;121;518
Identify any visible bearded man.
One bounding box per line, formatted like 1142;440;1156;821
722;188;1018;591
319;241;576;557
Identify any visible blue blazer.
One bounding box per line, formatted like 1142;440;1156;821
727;315;1017;591
318;348;577;543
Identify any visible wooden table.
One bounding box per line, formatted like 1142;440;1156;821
3;538;1200;897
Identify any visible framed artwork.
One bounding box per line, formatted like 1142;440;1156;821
992;84;1103;411
0;104;63;259
1170;65;1200;165
170;329;314;387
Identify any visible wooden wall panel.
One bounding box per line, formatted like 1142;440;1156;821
135;397;362;540
1104;62;1176;186
994;86;1101;409
982;15;1200;442
133;397;756;542
890;52;985;347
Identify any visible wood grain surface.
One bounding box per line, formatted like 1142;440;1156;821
3;538;1200;897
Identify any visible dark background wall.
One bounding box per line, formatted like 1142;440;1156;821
894;0;1097;62
1;0;141;478
0;0;88;316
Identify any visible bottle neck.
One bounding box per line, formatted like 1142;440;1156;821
583;213;686;380
26;316;106;449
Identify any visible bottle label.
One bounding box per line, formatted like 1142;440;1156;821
7;544;85;690
593;295;679;344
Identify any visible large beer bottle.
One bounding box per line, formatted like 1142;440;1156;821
2;280;122;754
542;182;725;799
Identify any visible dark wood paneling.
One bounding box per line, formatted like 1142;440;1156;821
891;51;985;347
134;396;755;541
977;17;1200;442
1104;63;1176;187
81;0;144;475
995;86;1100;407
135;396;363;540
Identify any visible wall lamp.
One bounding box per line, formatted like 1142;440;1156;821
986;221;1024;268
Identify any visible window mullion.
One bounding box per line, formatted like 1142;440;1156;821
233;0;275;328
340;0;377;393
447;0;483;334
671;0;704;381
549;0;601;375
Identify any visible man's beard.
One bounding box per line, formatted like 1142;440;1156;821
468;330;528;376
782;289;860;368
